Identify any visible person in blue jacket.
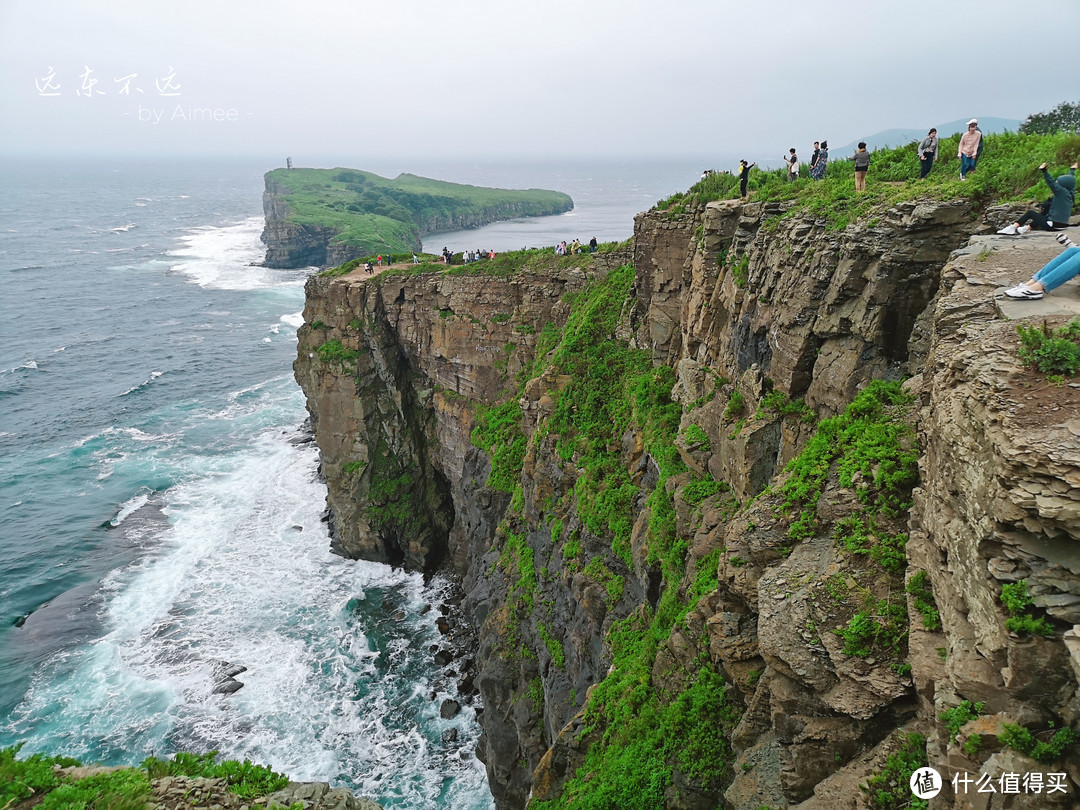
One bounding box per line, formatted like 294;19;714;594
998;162;1077;234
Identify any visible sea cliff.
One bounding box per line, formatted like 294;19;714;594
294;187;1080;808
262;168;574;268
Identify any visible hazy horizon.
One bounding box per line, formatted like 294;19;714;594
3;0;1077;167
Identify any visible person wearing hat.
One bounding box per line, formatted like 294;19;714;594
958;119;982;180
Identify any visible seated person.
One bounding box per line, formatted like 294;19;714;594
1004;233;1079;299
998;162;1076;234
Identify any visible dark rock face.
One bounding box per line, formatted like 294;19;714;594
296;206;1080;809
262;179;367;269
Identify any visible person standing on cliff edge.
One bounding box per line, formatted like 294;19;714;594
810;141;828;180
738;160;756;197
918;128;939;179
853;143;870;191
958;119;982;180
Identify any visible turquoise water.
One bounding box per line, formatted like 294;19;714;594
0;158;490;808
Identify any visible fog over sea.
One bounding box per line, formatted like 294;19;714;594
0;155;710;808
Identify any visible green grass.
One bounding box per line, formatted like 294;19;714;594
533;664;739;809
779;380;917;543
469;262;745;807
861;733;929;810
906;570;941;631
471;397;527;494
267;167;573;256
0;745;290;810
141;752;289;799
834;597;908;658
682;423;710;450
315;338;359;367
538;623;567;668
940;700;984;743
1016;319;1080;377
723;390;745;421
997;723;1077;765
1000;580;1055;636
755;390;815;423
681;476;726;507
664;131;1080;231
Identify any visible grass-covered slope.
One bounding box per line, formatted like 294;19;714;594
1;745;294;809
265;167;574;255
668;131;1080;229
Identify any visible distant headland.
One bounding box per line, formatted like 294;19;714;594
260;167;574;268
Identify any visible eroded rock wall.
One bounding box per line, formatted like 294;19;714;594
295;200;1080;809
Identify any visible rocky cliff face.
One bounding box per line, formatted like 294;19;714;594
262;177;404;269
294;199;1080;809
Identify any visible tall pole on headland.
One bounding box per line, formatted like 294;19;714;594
286;157;293;170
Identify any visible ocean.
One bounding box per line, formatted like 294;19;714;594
0;155;705;808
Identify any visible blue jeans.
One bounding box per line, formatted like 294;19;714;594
1034;247;1080;292
960;154;977;178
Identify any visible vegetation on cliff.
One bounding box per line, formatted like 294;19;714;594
266;167;573;255
471;257;943;806
1016;318;1080;378
662;130;1080;229
1;745;293;809
473;264;743;807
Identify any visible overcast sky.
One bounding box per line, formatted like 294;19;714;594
2;0;1077;163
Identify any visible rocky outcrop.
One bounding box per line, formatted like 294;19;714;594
295;197;1080;808
50;767;383;810
261;177;402;269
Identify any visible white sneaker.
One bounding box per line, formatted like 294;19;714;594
1004;285;1043;300
1056;233;1077;247
997;224;1019;235
1016;225;1032;235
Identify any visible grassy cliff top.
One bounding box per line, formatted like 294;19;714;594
265;167;574;254
318;240;629;281
665;131;1080;229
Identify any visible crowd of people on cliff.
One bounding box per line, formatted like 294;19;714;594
729;119;994;200
722;118;1078;300
554;237;598;256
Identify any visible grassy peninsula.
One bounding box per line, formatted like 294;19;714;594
264;167;574;257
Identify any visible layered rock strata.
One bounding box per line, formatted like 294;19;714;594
295;199;1080;809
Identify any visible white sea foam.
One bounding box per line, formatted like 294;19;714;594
280;311;304;329
120;371;164;397
170;218;307;292
1;360;39;375
110;490;152;527
4;426;492;808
